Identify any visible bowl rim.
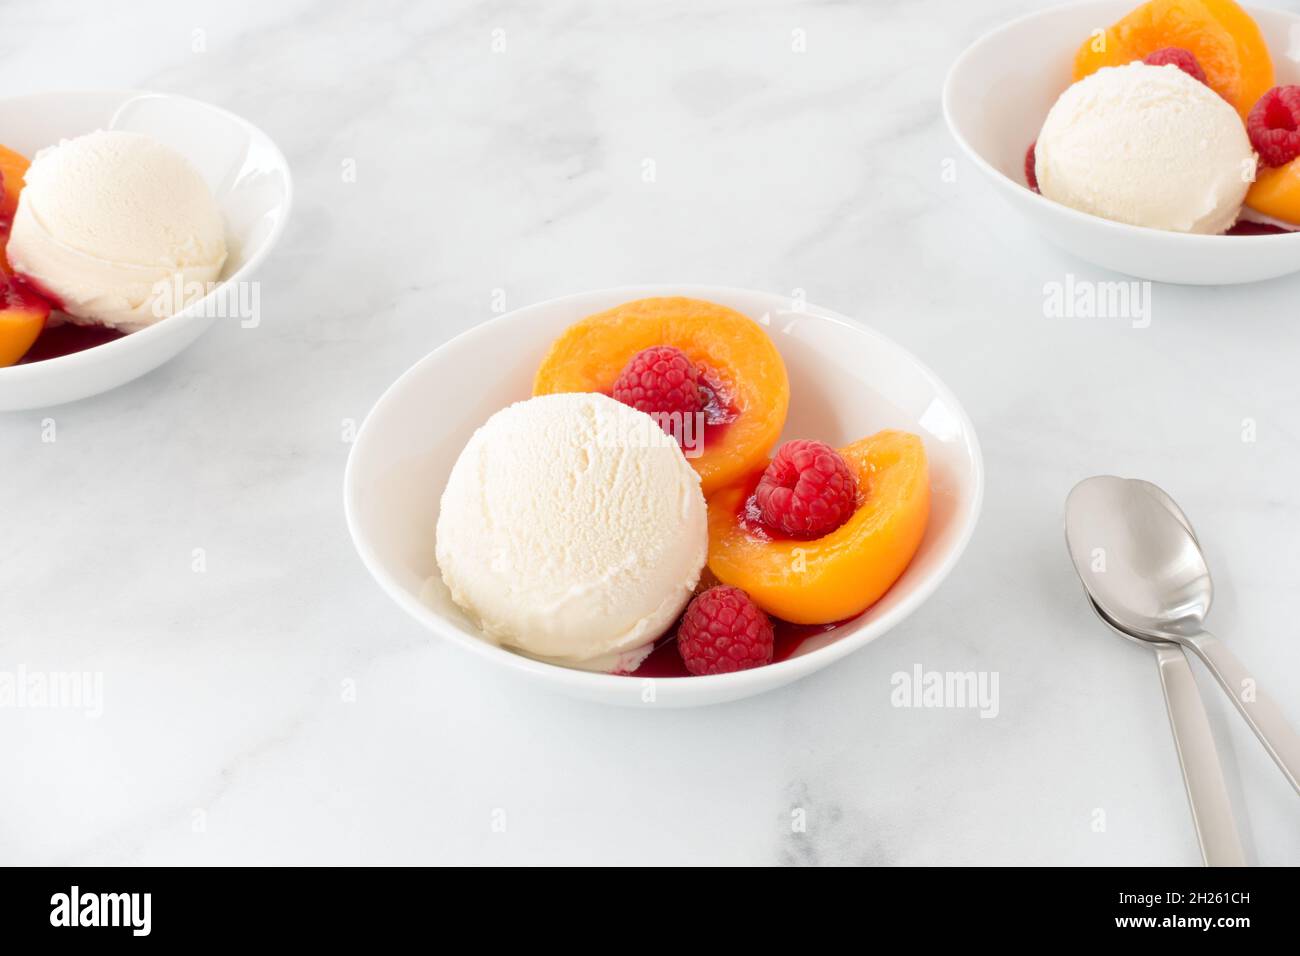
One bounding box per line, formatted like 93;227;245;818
941;0;1300;244
343;284;986;696
0;88;295;383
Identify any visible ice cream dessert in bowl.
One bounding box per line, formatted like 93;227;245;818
437;296;933;677
345;287;984;706
0;90;292;410
943;1;1300;283
1025;0;1300;236
0;130;227;367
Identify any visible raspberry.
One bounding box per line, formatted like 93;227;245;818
754;439;857;538
677;585;773;675
612;345;703;419
1143;47;1207;85
1247;86;1300;168
1024;141;1038;192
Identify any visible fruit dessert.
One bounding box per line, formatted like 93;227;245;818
0;130;227;368
533;296;789;495
1025;0;1300;234
435;297;932;677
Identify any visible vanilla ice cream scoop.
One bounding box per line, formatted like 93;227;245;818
1035;62;1255;235
7;130;227;331
436;392;708;672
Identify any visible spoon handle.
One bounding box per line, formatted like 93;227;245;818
1185;631;1300;796
1154;645;1246;865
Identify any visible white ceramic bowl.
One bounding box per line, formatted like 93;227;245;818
0;90;292;410
344;286;984;708
944;2;1300;285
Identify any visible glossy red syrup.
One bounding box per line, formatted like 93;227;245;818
19;322;125;363
10;272;63;311
1225;220;1294;236
735;480;802;542
696;366;738;448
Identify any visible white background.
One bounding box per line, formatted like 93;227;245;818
1;0;1297;865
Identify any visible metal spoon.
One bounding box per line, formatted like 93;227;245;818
1069;478;1245;865
1066;475;1300;797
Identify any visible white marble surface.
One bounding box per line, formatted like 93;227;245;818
1;0;1298;866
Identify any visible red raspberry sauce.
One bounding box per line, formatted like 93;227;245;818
18;322;126;363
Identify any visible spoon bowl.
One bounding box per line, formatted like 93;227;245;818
1065;475;1213;640
1082;478;1200;650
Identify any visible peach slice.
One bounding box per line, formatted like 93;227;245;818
0;278;51;367
533;297;790;496
1199;0;1274;117
706;430;930;625
0;143;30;277
1246;160;1300;224
1073;0;1274;120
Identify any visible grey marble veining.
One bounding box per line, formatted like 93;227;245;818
0;0;1297;865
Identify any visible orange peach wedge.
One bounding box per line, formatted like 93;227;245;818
706;430;930;625
0;143;31;277
0;278;51;367
1246;160;1300;225
534;297;790;496
1073;0;1273;120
